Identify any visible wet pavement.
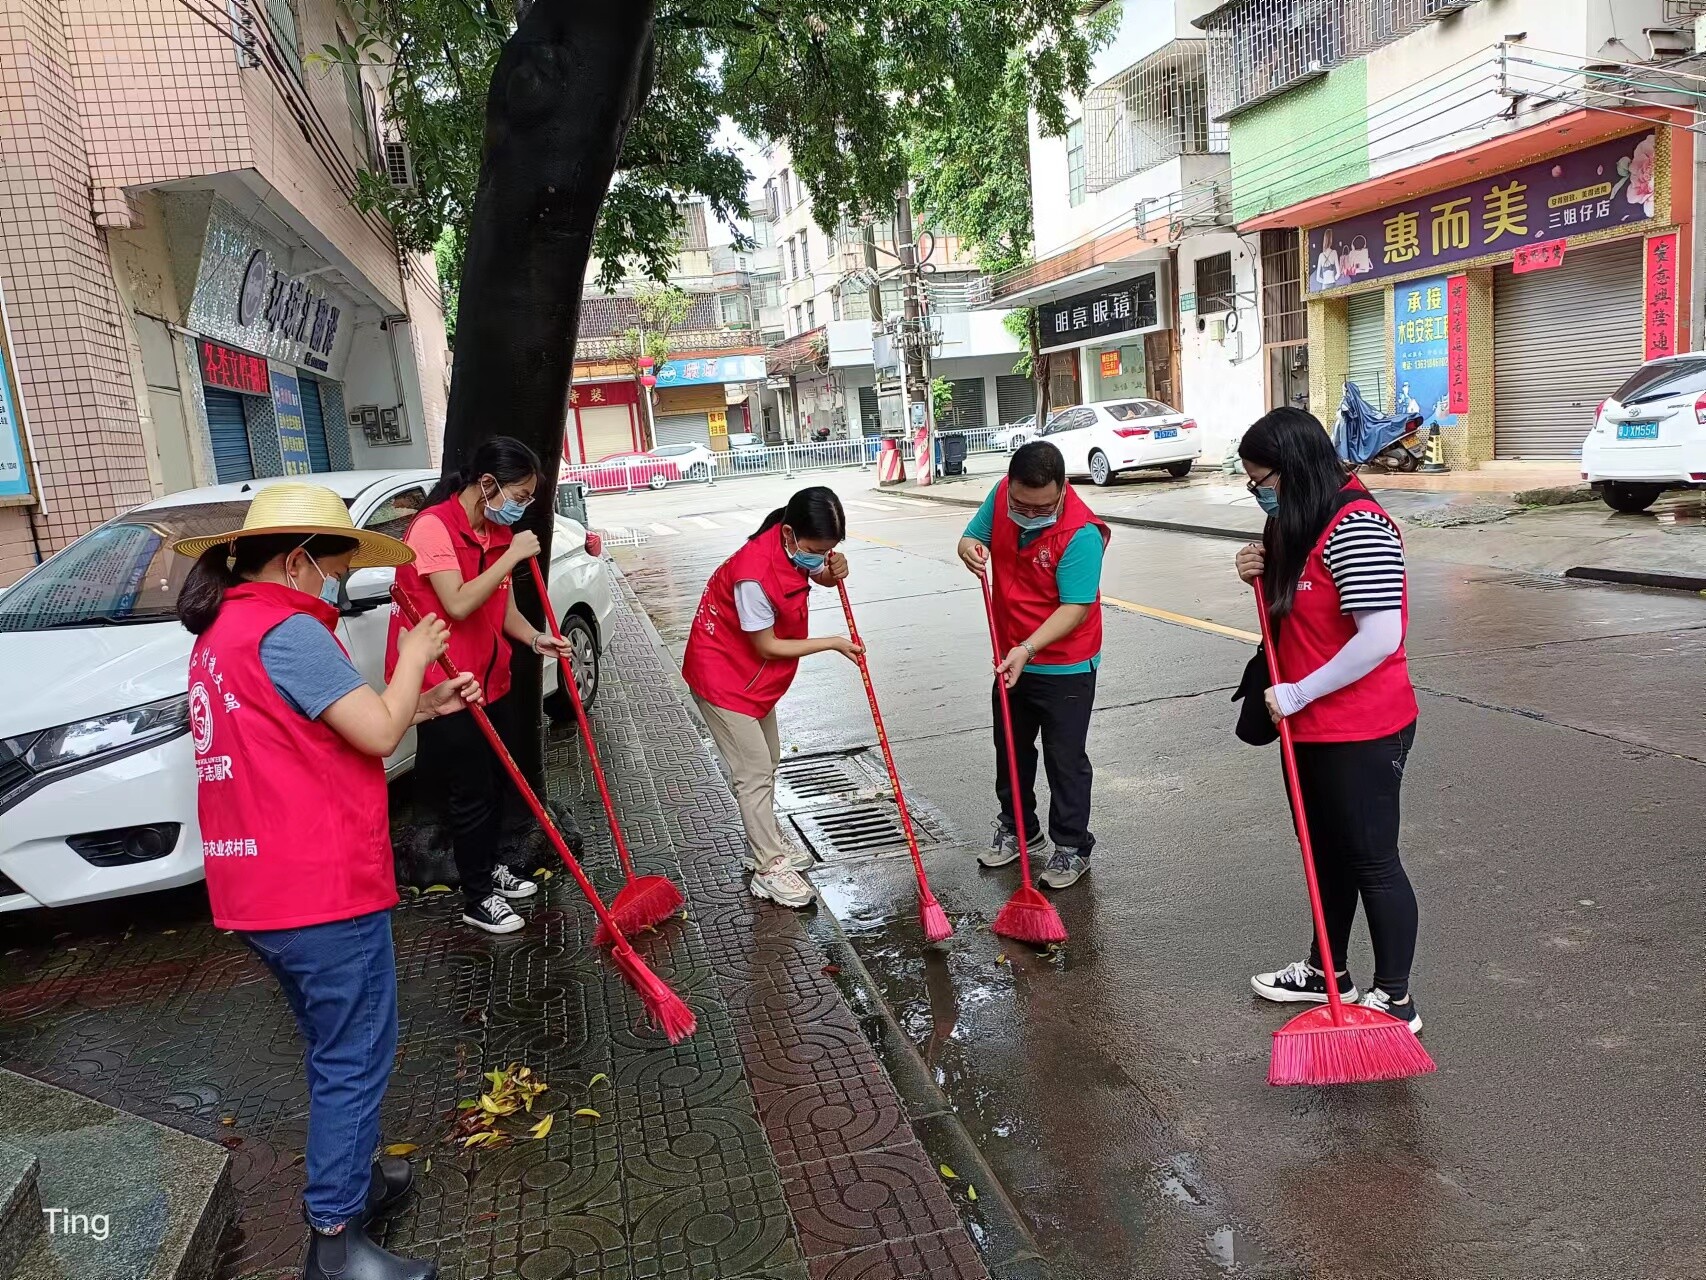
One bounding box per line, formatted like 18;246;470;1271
599;469;1706;1280
0;581;989;1280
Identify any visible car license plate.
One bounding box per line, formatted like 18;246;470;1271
1154;427;1178;440
1617;421;1660;441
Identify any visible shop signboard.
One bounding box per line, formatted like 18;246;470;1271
0;280;34;504
1307;132;1657;293
1038;272;1161;351
655;354;766;386
1644;232;1680;362
707;408;729;437
1446;275;1469;414
569;381;640;408
269;369;313;476
1099;350;1122;379
1392;276;1456;431
200;340;270;395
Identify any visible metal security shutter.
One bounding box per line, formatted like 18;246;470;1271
654;412;711;448
946;377;986;430
858;386;881;435
1345;292;1387;408
578;405;634;461
204;388;253;483
997;374;1033;424
300;376;331;472
1494;237;1645;458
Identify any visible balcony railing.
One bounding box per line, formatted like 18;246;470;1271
575;326;758;359
1084;40;1228;193
1199;0;1481;121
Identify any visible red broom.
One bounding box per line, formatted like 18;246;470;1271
836;582;952;944
525;559;683;942
1253;580;1432;1086
977;559;1067;947
392;588;695;1043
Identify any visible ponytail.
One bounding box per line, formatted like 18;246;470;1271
177;533;359;635
751;507;787;538
428;436;544;507
748;486;845;542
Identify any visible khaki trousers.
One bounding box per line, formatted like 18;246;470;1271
694;696;797;872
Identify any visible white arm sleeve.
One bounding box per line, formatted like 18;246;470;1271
732;580;776;632
1274;609;1403;718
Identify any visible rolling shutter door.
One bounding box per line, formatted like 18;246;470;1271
204;388;253;483
997;374;1033;424
300;376;331;472
1494;237;1644;458
578;405;634;461
1345;292;1387;409
946;377;986;430
654;412;711;449
858;386;881;435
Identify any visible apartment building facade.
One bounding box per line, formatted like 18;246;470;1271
1201;0;1700;466
0;0;452;585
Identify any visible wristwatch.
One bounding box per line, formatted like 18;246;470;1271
530;633;548;654
1020;640;1037;659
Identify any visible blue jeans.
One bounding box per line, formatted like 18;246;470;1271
244;911;398;1230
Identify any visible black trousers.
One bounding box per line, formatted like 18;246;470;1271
1290;721;1419;997
415;696;518;905
992;669;1096;854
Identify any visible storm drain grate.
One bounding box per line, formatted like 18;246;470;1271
775;752;888;811
789;803;940;863
1490;572;1590;592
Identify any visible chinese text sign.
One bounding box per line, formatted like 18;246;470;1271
1393;277;1457;431
1644;232;1679;362
1446;276;1469;415
269;369;313;477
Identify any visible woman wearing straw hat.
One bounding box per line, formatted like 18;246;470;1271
176;483;479;1280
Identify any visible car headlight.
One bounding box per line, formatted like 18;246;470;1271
13;695;189;772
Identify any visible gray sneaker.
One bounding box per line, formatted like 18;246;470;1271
979;822;1050;869
742;847;813;874
749;865;815;909
1038;848;1089;890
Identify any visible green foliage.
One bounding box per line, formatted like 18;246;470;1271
434;225;463;344
1003;307;1037;379
328;0;1098;305
930;376;953;426
610;285;694;368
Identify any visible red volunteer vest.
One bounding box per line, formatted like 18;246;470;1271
190;583;396;932
385;496;515;704
681;526;813;719
989;479;1109;667
1274;481;1419;743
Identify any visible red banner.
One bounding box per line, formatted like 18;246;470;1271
1512;239;1567;274
1446;275;1469;415
1644;232;1680;362
569;379;640;408
200;340;269;395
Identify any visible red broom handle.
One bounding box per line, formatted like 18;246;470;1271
525;558;637;880
1253;579;1345;1023
392;588;632;945
835;582;930;884
977;559;1033;875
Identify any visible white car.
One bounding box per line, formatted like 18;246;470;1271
648;442;715;481
0;470;616;914
1583;353;1706;512
992;415;1037;452
1036;399;1202;486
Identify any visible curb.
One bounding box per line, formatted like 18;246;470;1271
608;563;1049;1279
883;487;1257;543
1565;565;1706;594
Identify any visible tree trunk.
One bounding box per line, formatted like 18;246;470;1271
439;0;656;792
1030;310;1050;424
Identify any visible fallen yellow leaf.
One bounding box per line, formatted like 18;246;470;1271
382;1143;418;1157
939;1164;958;1180
220;1116;236;1127
424;885;452;894
967;1185;979;1202
530;1115;554;1140
462;1131;497;1148
587;1073;608;1088
424;1158;432;1174
573;1108;601;1120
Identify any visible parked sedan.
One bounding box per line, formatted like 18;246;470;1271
993;414;1037;452
0;470;615;914
562;452;681;492
648;442;715;480
1038;400;1202;486
1583;352;1706;512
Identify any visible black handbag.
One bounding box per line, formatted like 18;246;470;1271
1231;643;1278;746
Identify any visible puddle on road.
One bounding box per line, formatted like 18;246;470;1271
1205;1224;1267;1272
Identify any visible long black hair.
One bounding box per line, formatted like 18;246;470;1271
179;533;358;635
750;486;846;543
1239;407;1352;620
425;436;543;508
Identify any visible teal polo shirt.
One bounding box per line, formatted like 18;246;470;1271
965;489;1103;675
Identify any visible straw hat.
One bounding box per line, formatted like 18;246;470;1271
171;482;415;568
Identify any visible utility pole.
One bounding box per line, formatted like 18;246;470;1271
894;189;935;485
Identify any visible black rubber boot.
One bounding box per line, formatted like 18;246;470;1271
364;1157;415;1222
301;1220;437;1280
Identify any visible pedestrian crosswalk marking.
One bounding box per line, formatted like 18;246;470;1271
683;515;721;529
649;523;677;536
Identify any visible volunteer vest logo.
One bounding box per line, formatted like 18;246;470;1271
189;681;215;755
1036;547;1057;572
1298;578;1314;591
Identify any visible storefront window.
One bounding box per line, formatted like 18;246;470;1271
1089;342;1147;402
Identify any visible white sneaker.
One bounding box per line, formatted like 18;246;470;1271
1359;987;1423;1034
462;894;525;934
749;865;815;909
742;847;813;874
491;865;538;900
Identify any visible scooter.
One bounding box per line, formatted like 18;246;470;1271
1334;382;1425;473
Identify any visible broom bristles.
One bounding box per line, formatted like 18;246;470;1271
1268;1006;1436;1086
597;875;685;945
992;886;1068;946
610;941;696;1043
919;892;954;944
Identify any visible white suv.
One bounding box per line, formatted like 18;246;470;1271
1583;353;1706;512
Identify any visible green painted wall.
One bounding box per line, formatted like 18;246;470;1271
1230;63;1370;223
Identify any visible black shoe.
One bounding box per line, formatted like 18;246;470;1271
302;1220;437;1280
1250;960;1359;1005
461;894;524;934
1359;987;1423;1034
365;1156;414;1222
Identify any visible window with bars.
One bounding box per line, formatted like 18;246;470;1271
779;171;794;213
1260;229;1306;345
801;229;811;273
1200;0;1482;121
683;203;710;251
788;240;799;278
1084;40;1227;193
264;0;302;70
1066;120;1087;208
1194;252;1234;314
806;300;816;329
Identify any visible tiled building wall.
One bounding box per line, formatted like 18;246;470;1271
0;0;153;583
404;263;451;466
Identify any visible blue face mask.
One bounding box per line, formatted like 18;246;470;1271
483;480;531;527
295;551;342;607
784;530;827;573
1008;509;1058;534
1253;486;1280;517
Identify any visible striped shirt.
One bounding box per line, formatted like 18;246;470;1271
1322;510;1405;612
